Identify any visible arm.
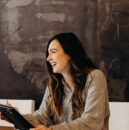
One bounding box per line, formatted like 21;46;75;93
50;69;109;130
24;87;52;127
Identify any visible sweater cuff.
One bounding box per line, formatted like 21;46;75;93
50;122;68;130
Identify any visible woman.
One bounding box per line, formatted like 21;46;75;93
24;32;110;130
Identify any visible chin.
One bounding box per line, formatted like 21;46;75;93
53;69;61;74
53;69;58;73
53;71;59;73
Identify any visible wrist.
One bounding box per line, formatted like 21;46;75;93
48;127;52;130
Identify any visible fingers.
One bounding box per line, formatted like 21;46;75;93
0;112;2;119
0;112;7;121
6;101;13;107
30;125;44;130
29;125;52;130
0;112;5;120
6;102;19;112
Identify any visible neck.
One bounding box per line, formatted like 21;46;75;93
62;73;74;89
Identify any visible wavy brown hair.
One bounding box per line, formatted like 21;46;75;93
46;32;97;124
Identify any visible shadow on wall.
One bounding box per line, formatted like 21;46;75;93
99;2;129;102
22;58;49;95
0;45;48;110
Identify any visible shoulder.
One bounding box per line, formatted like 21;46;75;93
89;69;105;78
86;69;106;87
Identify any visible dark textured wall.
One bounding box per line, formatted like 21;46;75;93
98;0;129;101
0;0;128;109
0;0;97;109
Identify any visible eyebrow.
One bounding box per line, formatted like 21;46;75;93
48;48;57;52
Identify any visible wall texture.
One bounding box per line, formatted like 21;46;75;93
98;0;129;101
0;0;128;109
0;0;97;109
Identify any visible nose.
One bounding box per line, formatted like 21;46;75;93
47;54;52;62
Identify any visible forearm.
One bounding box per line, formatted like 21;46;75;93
30;124;52;130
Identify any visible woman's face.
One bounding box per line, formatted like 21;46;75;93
47;39;70;75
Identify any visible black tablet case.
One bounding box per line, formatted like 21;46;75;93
0;104;34;130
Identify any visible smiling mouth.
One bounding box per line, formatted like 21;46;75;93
51;62;56;67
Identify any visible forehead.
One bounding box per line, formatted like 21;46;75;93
48;39;63;51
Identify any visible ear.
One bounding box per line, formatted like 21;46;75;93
67;55;70;60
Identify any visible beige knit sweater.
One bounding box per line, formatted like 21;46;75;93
24;69;110;130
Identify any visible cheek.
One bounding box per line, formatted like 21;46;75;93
55;53;70;66
61;57;70;67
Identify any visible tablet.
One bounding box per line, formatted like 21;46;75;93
0;104;34;130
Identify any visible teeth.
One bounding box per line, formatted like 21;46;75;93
51;62;56;66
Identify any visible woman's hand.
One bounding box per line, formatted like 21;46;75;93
0;102;19;122
0;112;4;120
0;111;11;122
6;101;19;112
30;125;52;130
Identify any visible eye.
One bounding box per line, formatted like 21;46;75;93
51;50;56;53
49;49;56;55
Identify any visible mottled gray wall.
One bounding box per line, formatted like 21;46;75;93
0;0;97;109
0;0;128;109
98;0;129;101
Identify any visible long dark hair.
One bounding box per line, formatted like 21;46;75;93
46;32;97;124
